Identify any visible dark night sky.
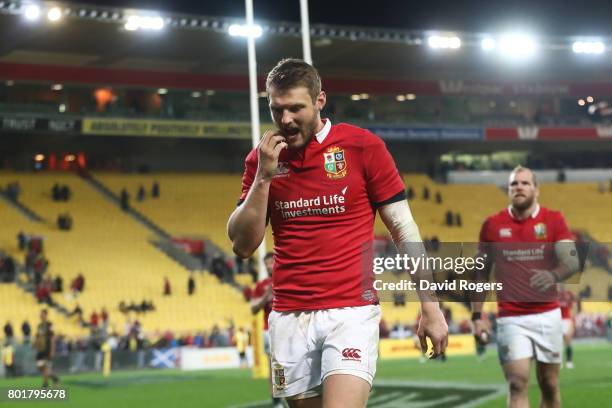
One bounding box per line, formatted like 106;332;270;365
88;0;612;36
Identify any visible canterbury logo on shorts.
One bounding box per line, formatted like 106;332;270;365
341;348;362;361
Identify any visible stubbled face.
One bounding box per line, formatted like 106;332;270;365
268;86;326;150
508;170;539;211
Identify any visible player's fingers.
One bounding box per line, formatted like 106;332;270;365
431;337;442;357
266;133;285;149
418;334;428;354
272;141;288;156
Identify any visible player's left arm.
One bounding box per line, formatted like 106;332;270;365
531;212;580;291
530;240;580;291
552;239;580;280
378;200;448;358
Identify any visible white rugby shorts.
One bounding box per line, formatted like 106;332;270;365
496;307;563;365
268;304;380;399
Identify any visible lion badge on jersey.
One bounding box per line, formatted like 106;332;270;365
323;146;348;179
534;223;547;240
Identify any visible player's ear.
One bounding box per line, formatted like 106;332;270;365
315;91;326;111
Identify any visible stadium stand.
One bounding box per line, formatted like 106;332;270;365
539;183;612;242
94;173;275;255
0;172;251;338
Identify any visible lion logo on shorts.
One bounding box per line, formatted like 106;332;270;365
273;363;286;390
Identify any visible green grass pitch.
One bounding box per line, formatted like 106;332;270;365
0;342;610;407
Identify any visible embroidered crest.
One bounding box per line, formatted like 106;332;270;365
534;223;547;240
323;146;347;179
273;363;286;390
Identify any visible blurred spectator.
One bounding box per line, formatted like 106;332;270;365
69;304;84;325
137;185;145;202
52;183;61;201
90;311;99;328
35;280;52;305
5;181;20;201
208;325;230;347
455;213;463;227
445;210;454;226
120;188;129;211
247;257;257;283
163;277;171;296
235;327;249;368
21;320;31;343
71;273;85;295
101;307;109;328
435;191;442;204
423;186;430;200
0;254;16;282
52;275;63;292
406;186;415;201
598;181;606;194
188;273;195;295
119;301;128;314
17;231;26;250
57;213;73;230
430;236;440;252
2;341;16;377
60;185;71;201
143;300;155;312
579;285;592;299
557;169;566;183
393;292;406;307
212;254;232;282
152;181;160;198
235;256;244;274
3;321;13;340
390;321;410;339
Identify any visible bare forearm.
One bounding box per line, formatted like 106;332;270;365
228;176;270;258
379;201;440;307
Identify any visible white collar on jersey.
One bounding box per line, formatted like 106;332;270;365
507;203;540;219
315;118;332;144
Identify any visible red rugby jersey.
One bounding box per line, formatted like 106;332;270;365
253;277;272;330
558;290;576;319
239;120;405;311
479;205;574;317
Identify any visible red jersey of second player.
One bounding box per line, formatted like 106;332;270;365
239;120;405;311
479;205;574;317
253;277;273;330
558;290;575;319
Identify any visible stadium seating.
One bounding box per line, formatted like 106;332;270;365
0;172;252;338
95;173;274;255
539;183;612;242
0;283;89;340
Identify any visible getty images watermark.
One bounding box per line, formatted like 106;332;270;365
372;252;503;293
362;242;600;303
